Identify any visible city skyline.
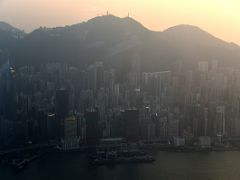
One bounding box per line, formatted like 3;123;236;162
1;1;240;179
0;0;240;45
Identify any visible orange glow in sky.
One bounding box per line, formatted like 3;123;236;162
0;0;240;44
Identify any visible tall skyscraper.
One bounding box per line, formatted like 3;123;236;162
0;62;17;121
60;116;80;151
85;108;101;145
0;61;18;147
56;88;69;139
123;109;140;142
216;106;226;136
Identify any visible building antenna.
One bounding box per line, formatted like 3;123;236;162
128;12;130;18
107;10;109;16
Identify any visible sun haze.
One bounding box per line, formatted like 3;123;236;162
0;0;239;44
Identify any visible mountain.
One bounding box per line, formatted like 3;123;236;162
0;21;21;32
0;21;25;39
0;22;25;64
160;25;240;66
1;15;240;72
16;15;152;69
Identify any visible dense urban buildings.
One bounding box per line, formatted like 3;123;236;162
1;55;240;150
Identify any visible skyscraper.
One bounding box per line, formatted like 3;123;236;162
85;108;101;145
123;109;139;142
216;105;226;136
0;62;17;121
56;88;69;139
0;61;18;147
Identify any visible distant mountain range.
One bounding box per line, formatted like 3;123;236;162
0;15;239;71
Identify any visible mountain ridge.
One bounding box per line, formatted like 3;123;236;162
0;15;239;71
2;16;238;46
0;21;20;32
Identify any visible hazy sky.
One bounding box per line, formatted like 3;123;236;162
0;0;240;44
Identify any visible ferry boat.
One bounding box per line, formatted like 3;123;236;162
90;150;155;165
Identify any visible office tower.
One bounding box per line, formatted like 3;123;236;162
60;116;80;151
56;88;69;138
0;62;18;147
0;62;17;121
64;116;77;138
123;109;139;142
87;62;104;93
204;107;208;136
167;113;179;138
85;108;101;145
47;113;58;140
216;105;226;136
56;89;69;119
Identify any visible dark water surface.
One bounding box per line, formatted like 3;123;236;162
1;151;240;180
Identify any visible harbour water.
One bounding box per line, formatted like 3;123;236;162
1;151;240;180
